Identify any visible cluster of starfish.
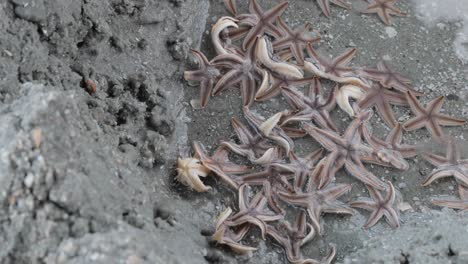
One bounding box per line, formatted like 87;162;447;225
177;0;467;262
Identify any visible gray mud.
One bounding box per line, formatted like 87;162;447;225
0;0;467;264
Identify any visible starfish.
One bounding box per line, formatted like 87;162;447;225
211;37;264;107
358;82;408;128
224;184;284;239
314;0;351;18
220;117;278;164
350;181;400;229
211;16;241;55
281;83;338;132
421;137;468;187
361;0;407;25
278;183;354;234
303;110;387;190
243;107;295;155
336;84;366;117
184;49;221;108
193;141;250;190
267;211;337;264
361;123;415;169
306;46;357;78
176;156;211;192
272;149;324;192
212;207;257;255
432;184;468;211
237;0;288;51
272;17;321;65
235;165;295;214
403;92;466;139
255;74;317;102
358;61;423;95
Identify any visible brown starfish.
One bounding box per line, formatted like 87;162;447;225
267;211;337;264
235;165;295;214
432;184;468;211
303;110;387;190
212;207;257;255
350;181;400;229
358;82;408;128
272;17;321;65
220;117;277;164
243;107;295;155
272;149;324;192
224;184;284;239
358;61;422;95
255;74;317;102
314;0;351;18
361;123;415;170
403;92;466;139
306;45;357;78
184;49;221;108
238;0;289;51
281;83;338;132
211;37;263;107
193;141;250;190
278;182;354;234
361;0;407;25
421;138;468;187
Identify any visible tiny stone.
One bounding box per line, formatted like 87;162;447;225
413;197;420;201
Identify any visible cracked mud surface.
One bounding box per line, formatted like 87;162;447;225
0;0;467;263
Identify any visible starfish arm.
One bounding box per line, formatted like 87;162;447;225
432;198;468;210
211;53;244;68
241;76;256;106
303;123;346;150
230;117;255;144
316;0;332;17
435;113;466;126
331;0;351;9
212;69;242;95
350;199;376;211
223;0;237;15
402;116;426;131
334;48;357;68
386;123;403;145
383;208;400;228
460;185;468;199
212;148;250;174
405;91;426;115
319;183;352;200
422;152;448;166
421;169;468;187
321;202;355;215
282;126;308;138
363;209;385;229
375;100;400;128
344;160;386;190
426;119;444;138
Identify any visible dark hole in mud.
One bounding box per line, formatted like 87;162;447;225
447;245;457;257
400;252;410;264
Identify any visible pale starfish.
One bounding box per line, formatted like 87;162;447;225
421;137;468;187
224;184;284;239
358;82;408;128
336;84;366;117
358;60;422;95
238;0;289;50
272;17;321;65
314;0;351;18
211;16;240;55
403;92;466;139
432;184;468;211
184;49;221;108
193;141;250;190
278;183;354;234
176;157;211;192
267;211;337;264
212;207;257;255
302;110;387;190
361;0;407;25
281;83;338;132
350;181;400;229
